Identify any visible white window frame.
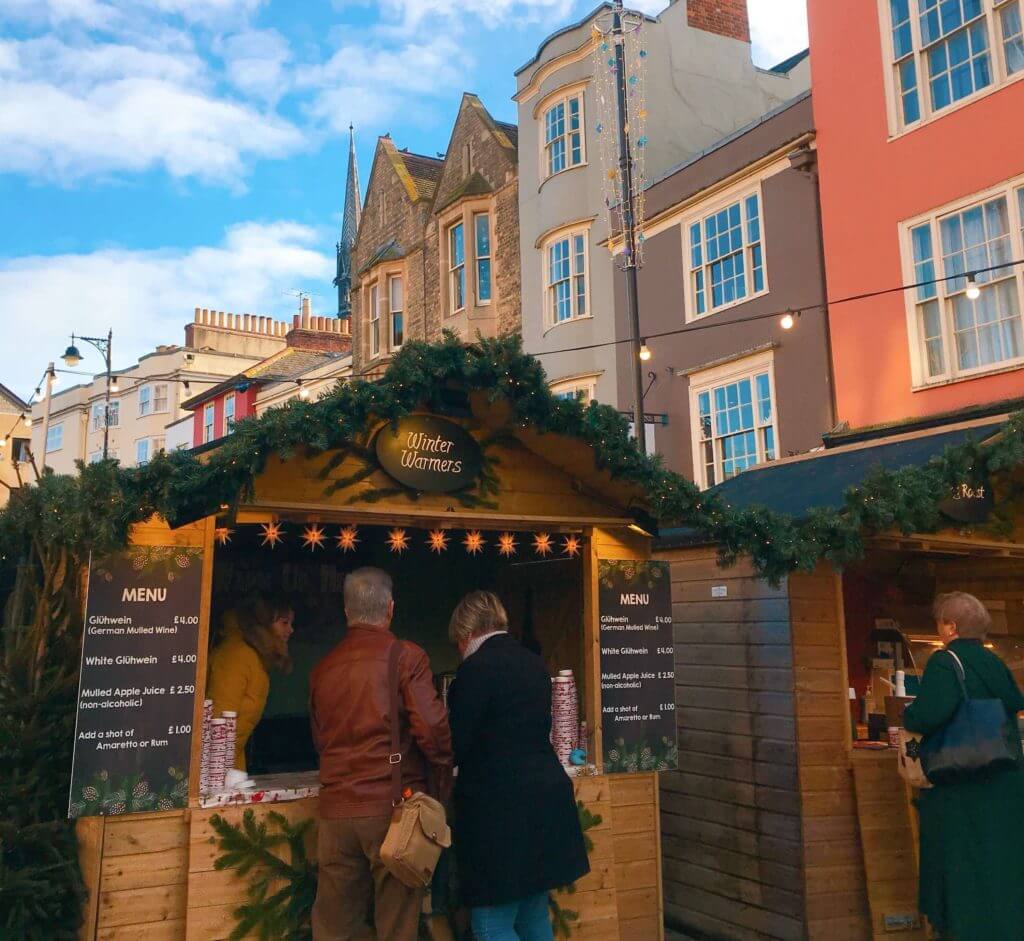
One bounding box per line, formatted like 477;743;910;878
388;274;404;350
549;375;599;403
45;422;64;454
203;403;215;443
540;88;585;181
89;450;103;464
153;383;169;413
879;0;1024;137
138;384;151;417
369;283;382;358
224;392;236;433
684;185;768;321
136;438;150;466
474;212;492;305
901;174;1024;387
448;222;466;315
542;225;590;330
688;351;780;489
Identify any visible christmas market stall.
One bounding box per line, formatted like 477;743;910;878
655;414;1024;941
40;338;677;941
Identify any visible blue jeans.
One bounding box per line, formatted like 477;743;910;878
470;891;553;941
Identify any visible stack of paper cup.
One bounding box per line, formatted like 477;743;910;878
200;699;213;795
221;711;238;772
208;718;228;792
551;671;579;766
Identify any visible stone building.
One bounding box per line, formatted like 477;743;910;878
350;94;519;376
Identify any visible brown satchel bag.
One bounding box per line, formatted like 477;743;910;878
379;641;451;888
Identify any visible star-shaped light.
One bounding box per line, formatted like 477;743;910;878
302;524;326;552
497;532;518;557
427;529;449;554
386;528;409;553
260;522;284;548
562;535;581;558
336;525;359;552
463;531;485;555
214;527;233;547
533;532;553;556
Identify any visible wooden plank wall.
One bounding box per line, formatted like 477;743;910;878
656;547;805;941
788;568;871;941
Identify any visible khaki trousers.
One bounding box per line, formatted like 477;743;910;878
312;814;424;941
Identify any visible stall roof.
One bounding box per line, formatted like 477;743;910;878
657;417;1006;549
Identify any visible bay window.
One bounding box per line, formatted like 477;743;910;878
907;181;1024;383
153;383;169;412
688;192;765;317
884;0;1024;132
690;355;778;488
369;283;381;358
475;213;491;303
545;229;588;325
542;91;584;178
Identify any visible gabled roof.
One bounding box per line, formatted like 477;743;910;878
0;383;28;414
434;171;494;213
359;239;406;275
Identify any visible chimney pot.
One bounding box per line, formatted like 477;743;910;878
194;307;201;322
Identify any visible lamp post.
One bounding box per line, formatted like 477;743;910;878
63;330;114;460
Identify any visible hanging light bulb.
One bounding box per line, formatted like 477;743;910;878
966;273;981;301
780;311;796;330
297;380;310;401
110;376;120;393
0;436;7;449
23;414;32;428
639;340;652;362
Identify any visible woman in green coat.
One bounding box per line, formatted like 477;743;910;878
903;591;1024;941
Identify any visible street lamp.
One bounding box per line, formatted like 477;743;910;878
62;330;114;460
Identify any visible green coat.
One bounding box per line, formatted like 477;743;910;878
903;638;1024;941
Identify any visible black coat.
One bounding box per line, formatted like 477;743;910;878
448;633;590;908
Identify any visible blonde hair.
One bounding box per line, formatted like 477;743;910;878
237;595;293;673
933;591;991;640
449;590;508;645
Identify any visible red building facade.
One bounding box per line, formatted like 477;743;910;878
809;1;1024;431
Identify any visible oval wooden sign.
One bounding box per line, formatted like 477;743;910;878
374;415;483;493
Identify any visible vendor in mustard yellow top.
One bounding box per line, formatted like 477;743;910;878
207;596;294;771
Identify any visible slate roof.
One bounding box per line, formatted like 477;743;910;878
433;171;495;213
769;48;810;74
0;382;28;414
359;239;406;275
395;150;444;200
496;121;519;148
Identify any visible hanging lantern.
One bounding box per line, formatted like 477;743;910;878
302;524;326;551
336;525;359;552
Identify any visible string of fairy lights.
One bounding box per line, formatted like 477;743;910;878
591;8;649;266
213;522;583;559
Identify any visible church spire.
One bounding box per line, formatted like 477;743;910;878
335;124;362;319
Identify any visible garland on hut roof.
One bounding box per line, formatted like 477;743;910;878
3;332;1024;584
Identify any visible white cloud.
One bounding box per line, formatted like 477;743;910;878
370;0;575;34
215;28;293;103
0;221;333;395
748;0;808;68
0;0;262;29
0;35;304;184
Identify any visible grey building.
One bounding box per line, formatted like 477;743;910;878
612;91;833;482
515;0;810;453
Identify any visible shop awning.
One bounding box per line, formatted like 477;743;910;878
711;418;1005;517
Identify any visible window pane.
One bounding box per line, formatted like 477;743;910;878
1004;2;1024;74
477;260;491;302
137;440;149;465
475;214;490;258
451;223;464;265
690;223;702;268
392;312;404;347
389;276;403;312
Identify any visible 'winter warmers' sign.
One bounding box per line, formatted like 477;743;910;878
68;546;203;818
374;415;483;493
598;559;678;773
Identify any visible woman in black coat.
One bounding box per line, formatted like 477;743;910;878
447;591;589;941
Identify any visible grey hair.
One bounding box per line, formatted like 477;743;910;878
344;567;393;626
449;590;508;645
933;591;991;640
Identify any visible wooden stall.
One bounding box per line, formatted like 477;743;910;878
73;391;670;941
655;418;1024;941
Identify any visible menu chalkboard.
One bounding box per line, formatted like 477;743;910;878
598;559;678;773
68;546;204;818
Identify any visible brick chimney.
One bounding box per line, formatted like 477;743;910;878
285;296;353;353
687;0;750;43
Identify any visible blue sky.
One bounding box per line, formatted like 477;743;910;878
0;0;808;398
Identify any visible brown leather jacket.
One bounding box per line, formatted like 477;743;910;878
310;624;453;818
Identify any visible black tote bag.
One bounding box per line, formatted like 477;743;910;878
920;649;1016;785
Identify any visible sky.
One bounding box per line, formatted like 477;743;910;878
0;0;808;400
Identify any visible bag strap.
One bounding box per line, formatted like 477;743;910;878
388;639;403;807
945;648;969;701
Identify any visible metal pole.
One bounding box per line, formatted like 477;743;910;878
40;363;55;472
103;329;112;460
612;0;647;454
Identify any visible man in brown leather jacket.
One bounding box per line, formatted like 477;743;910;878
310;566;452;941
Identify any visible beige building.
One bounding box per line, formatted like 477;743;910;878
32;309;292;474
0;383;31;506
